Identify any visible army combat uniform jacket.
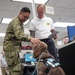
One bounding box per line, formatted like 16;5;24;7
3;17;31;75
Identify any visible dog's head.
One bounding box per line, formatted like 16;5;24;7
32;41;54;58
31;41;47;58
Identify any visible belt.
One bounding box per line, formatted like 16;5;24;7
40;38;51;41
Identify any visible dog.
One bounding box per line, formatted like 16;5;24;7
32;41;66;75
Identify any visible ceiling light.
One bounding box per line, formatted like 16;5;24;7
0;33;5;37
23;19;30;25
12;0;48;4
1;18;12;24
54;22;75;27
1;18;30;25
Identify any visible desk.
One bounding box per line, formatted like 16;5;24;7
22;62;36;75
58;40;75;75
19;50;36;75
22;62;36;66
58;40;75;49
19;50;33;58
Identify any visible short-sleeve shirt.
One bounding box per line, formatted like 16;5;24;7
29;15;55;39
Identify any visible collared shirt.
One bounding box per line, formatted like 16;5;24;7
29;15;55;39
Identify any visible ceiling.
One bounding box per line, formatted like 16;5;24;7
0;0;75;45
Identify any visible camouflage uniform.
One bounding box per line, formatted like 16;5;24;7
3;17;31;75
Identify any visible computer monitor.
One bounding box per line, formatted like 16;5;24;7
67;26;75;42
24;53;36;62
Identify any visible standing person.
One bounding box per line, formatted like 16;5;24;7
29;4;58;60
3;7;41;75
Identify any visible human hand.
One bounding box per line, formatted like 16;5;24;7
53;35;57;40
30;38;41;46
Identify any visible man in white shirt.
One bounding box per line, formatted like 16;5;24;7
29;4;58;60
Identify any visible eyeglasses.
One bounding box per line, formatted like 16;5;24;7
22;14;29;19
37;12;44;14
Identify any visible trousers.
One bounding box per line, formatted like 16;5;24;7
4;50;23;75
40;38;58;60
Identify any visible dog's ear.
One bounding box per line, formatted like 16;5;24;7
40;41;48;49
31;41;48;51
32;42;48;58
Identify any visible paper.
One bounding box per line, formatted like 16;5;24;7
48;31;59;38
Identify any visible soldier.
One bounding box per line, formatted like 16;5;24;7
3;7;41;75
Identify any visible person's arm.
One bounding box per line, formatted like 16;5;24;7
12;20;31;41
29;30;35;38
29;30;41;46
29;21;35;37
51;29;57;39
12;21;41;45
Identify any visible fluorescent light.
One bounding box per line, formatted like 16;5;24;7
12;0;48;4
1;18;12;24
0;33;5;37
54;22;75;27
1;18;30;25
23;19;30;25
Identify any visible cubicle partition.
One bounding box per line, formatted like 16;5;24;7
58;41;75;75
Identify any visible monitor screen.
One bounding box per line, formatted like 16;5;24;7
67;26;75;42
24;53;36;62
